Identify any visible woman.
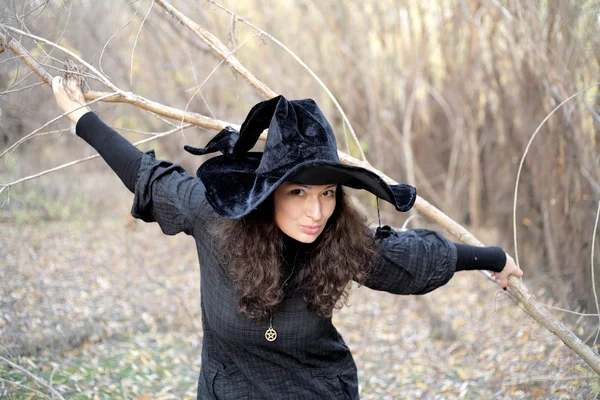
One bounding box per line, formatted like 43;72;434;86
53;76;522;399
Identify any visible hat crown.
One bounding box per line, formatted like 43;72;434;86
188;95;417;218
256;97;339;177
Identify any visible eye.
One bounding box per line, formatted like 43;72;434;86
290;188;305;196
322;189;336;197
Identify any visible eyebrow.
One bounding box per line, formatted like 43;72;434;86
293;184;337;190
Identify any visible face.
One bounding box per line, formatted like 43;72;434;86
272;182;337;243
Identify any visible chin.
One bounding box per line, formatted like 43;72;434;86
297;234;319;244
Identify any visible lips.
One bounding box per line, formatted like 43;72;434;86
301;225;321;235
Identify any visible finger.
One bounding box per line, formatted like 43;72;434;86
52;76;61;93
67;77;77;89
516;269;524;278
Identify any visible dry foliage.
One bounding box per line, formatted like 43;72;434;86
1;0;600;396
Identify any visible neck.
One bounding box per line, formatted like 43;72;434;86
280;231;317;251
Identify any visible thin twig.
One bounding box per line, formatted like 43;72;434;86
99;0;144;77
512;83;600;268
0;92;117;160
38;0;72;65
182;33;261;131
543;304;599;318
208;0;367;162
182;37;202;129
0;124;194;197
49;367;57;400
0;24;119;91
4;16;600;376
0;81;43;94
110;126;162;136
0;356;66;400
155;0;274;97
592;201;600;349
37;63;106;84
504;374;599;386
130;0;153;89
0;377;51;399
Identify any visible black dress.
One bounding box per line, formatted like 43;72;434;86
76;113;503;399
130;150;459;399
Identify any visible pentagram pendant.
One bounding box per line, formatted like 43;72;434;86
265;327;277;341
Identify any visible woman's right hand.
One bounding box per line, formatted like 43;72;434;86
52;76;91;124
492;253;523;289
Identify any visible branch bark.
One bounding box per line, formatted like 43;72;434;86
2;16;600;377
154;0;276;99
0;356;66;400
157;0;366;161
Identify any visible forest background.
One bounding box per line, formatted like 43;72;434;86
1;0;600;398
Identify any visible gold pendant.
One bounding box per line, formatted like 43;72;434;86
265;327;277;342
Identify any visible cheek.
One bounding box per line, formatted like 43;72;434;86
324;199;337;220
273;197;301;229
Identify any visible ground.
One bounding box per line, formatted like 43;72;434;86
1;186;598;399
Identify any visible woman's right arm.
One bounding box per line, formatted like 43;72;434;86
52;76;210;236
52;76;142;192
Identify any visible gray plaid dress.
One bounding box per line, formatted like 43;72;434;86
131;152;457;399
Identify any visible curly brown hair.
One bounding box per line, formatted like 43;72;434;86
210;186;377;320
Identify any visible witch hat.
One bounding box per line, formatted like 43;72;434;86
184;95;416;219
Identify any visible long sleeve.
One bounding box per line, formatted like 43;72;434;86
76;112;210;236
363;226;507;295
76;112;143;192
364;227;457;295
454;243;506;272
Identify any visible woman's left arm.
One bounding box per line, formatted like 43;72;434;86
363;227;523;295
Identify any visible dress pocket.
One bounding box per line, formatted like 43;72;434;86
310;352;359;400
200;356;266;399
198;356;246;399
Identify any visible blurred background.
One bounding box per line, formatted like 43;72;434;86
1;0;600;398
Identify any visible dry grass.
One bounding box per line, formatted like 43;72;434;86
2;0;600;397
1;170;598;398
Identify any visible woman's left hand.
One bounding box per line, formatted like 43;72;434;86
492;253;523;289
52;75;91;124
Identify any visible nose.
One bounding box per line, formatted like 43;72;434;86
305;196;322;221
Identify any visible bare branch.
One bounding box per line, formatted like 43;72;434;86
1;92;117;160
208;0;367;161
182;32;262;130
0;377;51;399
592;201;600;348
99;0;144;77
0;24;119;91
0;124;195;197
504;374;599;386
0;81;44;94
130;0;153;89
83;89;231;129
3;8;600;377
513;83;600;269
0;356;66;400
154;0;275;98
543;305;599;317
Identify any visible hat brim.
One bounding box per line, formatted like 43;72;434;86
198;153;416;219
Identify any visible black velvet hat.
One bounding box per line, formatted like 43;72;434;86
184;95;416;219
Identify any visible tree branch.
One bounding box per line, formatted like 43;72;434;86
0;356;66;400
154;0;275;99
0;124;195;197
207;0;366;161
2;12;600;377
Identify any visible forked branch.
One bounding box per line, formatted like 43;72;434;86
1;8;599;376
